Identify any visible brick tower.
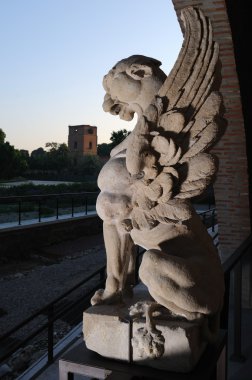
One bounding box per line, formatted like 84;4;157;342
68;125;97;161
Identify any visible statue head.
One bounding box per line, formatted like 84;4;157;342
102;55;166;121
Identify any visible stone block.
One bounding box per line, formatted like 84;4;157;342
83;285;206;372
83;303;131;361
132;318;206;372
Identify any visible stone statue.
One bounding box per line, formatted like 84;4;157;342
84;7;225;371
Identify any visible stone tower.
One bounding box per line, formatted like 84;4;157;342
68;125;97;161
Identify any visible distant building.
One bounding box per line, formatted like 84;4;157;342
68;125;97;162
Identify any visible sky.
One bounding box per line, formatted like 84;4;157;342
0;0;182;153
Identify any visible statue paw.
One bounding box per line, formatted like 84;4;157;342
91;289;122;306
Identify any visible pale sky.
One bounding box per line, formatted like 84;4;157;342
0;0;182;153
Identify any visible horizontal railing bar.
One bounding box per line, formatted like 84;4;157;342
0;192;99;203
197;207;216;216
0;319;51;363
51;281;105;323
212;232;219;240
0;236;217;343
0;265;106;342
0;281;105;363
222;234;252;274
3;232;251;367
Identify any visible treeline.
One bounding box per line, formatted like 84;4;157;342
0;128;130;181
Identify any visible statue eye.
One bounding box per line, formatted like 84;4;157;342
132;69;145;78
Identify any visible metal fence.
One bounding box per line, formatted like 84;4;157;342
2;231;251;378
6;206;252;380
0;192;99;226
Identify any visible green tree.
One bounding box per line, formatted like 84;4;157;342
46;142;70;171
97;143;111;158
0;128;6;144
77;155;103;177
30;147;47;170
0;142;28;179
110;129;130;149
97;129;131;158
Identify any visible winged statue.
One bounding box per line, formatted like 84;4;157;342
91;7;225;336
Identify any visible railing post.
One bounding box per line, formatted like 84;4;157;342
230;261;246;362
18;201;21;225
212;209;215;232
203;213;206;225
220;273;230;330
56;198;59;220
38;200;41;222
85;197;88;215
100;267;106;283
47;305;54;364
71;198;74;217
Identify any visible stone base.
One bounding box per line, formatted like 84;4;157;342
83;285;206;372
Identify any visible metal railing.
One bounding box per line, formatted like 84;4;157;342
0;266;106;365
0;192;99;226
221;234;252;361
1;220;250;377
198;207;217;232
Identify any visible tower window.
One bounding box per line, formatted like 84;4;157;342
74;141;78;149
89;141;92;149
88;128;94;134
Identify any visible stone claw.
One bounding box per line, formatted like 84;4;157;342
91;289;122;306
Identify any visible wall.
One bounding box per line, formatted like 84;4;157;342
0;215;102;259
68;125;97;158
172;0;251;259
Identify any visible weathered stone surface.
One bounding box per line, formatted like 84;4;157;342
132;319;205;372
83;285;206;371
83;304;131;361
84;6;225;372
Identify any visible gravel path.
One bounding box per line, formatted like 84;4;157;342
0;234;106;335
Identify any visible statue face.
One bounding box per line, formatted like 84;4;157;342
102;57;166;120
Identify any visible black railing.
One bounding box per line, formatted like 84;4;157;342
1;218;250;378
198;207;217;232
0;266;106;365
221;234;252;361
0;192;99;226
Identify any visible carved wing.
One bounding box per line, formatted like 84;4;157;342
127;7;224;230
153;7;223;199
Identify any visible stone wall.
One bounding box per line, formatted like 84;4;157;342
0;215;102;259
172;0;251;259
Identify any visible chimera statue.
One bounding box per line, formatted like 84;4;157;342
84;7;225;371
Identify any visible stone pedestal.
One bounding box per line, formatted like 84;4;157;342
83;285;206;372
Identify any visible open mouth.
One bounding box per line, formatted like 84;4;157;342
110;104;121;115
109;102;134;121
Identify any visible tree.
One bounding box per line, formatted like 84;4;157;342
30;147;47;170
97;129;131;158
77;155;103;177
110;129;131;149
0;142;28;179
46;142;70;171
97;143;111;158
0;128;6;144
45;142;60;151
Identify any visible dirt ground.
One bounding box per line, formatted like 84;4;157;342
0;233;104;277
0;233;106;334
